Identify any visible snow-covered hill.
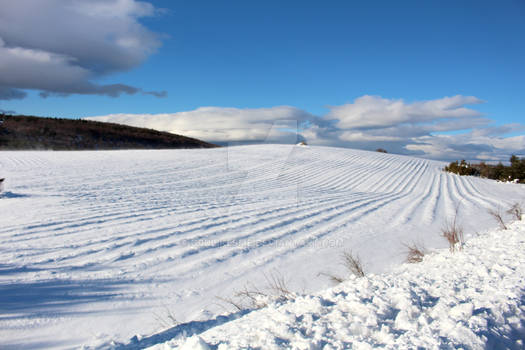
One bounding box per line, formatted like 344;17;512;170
1;145;524;349
148;219;525;350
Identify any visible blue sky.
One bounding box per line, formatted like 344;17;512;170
1;0;524;160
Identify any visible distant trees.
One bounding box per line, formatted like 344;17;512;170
0;114;218;150
376;148;388;153
444;155;525;183
444;160;479;176
509;155;525;182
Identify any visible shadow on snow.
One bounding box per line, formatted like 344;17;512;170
0;277;134;317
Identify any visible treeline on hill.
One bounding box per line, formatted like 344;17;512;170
0;114;218;150
444;156;525;183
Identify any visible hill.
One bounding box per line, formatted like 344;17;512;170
1;145;524;348
0;114;217;150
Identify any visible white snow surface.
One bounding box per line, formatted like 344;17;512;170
0;145;524;349
150;220;525;350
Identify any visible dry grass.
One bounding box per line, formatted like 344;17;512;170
507;202;523;221
403;242;426;263
317;272;345;285
442;203;464;252
217;283;268;311
216;295;246;312
441;201;465;252
263;270;293;300
442;221;464;252
152;306;179;328
488;207;508;230
217;270;294;311
318;250;366;285
342;251;365;278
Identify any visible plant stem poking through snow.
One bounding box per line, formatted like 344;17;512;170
263;270;293;301
318;250;366;283
442;203;464;252
342;251;365;278
217;270;294;311
152;306;179;329
317;271;345;285
488;207;508;230
507;202;523;221
403;242;427;263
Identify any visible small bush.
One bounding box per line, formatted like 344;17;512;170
318;250;366;284
342;251;365;278
442;204;464;252
217;270;293;311
507;202;523;221
488;207;508;230
442;222;464;252
404;242;426;263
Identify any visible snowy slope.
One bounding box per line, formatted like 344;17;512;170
1;145;524;349
149;219;525;350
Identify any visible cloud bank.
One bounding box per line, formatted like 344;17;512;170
87;95;525;162
88;106;316;145
311;95;525;161
0;0;165;100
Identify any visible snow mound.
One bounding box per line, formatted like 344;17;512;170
148;220;525;350
178;336;210;350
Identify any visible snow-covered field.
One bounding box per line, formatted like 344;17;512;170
1;145;524;349
151;219;525;350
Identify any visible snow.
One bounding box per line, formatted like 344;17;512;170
147;220;525;350
0;145;524;349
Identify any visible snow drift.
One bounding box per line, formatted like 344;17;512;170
149;219;525;350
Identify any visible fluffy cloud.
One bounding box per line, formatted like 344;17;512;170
327;95;484;129
315;95;525;161
88;106;316;144
0;0;164;99
87;95;525;162
406;132;525;162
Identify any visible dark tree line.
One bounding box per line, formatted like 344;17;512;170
0;114;218;150
444;156;525;183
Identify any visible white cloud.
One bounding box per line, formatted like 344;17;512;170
0;0;164;99
339;132;402;142
87;106;315;144
406;132;525;162
86;95;525;162
311;95;525;161
326;95;484;129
